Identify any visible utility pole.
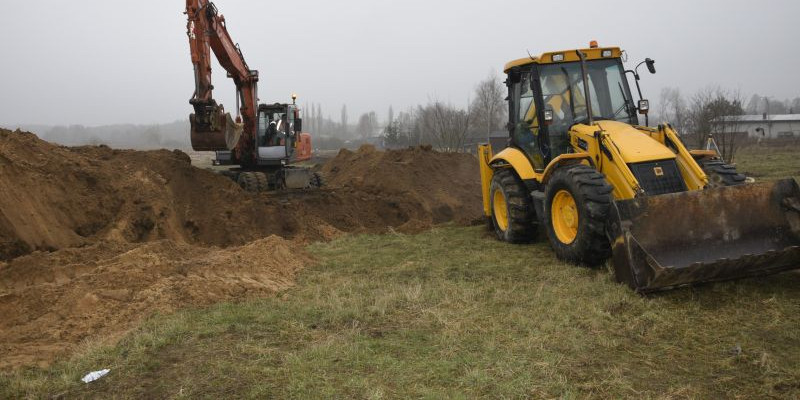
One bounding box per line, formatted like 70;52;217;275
762;96;771;138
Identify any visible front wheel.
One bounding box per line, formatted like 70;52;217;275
237;171;269;192
699;159;746;188
544;165;613;266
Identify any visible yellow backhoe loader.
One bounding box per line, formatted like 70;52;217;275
479;42;800;293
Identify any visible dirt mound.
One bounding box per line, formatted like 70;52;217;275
0;129;259;260
0;132;483;260
320;144;482;229
0;236;307;368
0;129;483;367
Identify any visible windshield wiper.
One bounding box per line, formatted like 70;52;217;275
606;82;631;121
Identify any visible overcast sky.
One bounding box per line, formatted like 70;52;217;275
1;0;798;127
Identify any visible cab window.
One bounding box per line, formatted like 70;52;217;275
512;70;545;170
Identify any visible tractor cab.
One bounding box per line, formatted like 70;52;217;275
504;45;642;170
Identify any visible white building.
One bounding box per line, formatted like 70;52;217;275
715;114;800;139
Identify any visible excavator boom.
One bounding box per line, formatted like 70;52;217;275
185;0;256;162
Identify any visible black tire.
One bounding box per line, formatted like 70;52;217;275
254;172;269;191
699;159;746;188
543;165;613;266
489;169;536;243
237;172;260;192
310;172;324;188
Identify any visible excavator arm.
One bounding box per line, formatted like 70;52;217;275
185;0;258;162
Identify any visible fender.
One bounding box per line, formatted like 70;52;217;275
489;147;537;180
540;153;592;183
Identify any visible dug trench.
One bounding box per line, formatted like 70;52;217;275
0;129;483;368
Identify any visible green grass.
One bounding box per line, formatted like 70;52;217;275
3;227;800;399
735;143;800;182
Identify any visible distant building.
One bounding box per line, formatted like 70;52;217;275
715;114;800;139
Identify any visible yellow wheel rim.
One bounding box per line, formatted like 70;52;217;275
551;189;578;244
493;189;509;232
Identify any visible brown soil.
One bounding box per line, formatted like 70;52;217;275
0;236;306;368
0;130;483;368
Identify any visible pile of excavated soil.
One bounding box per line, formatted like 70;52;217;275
0;236;306;368
0;131;482;261
0;129;483;367
320;145;482;230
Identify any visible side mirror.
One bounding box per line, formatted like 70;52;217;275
294;118;302;132
543;106;554;125
645;58;656;74
638;99;650;115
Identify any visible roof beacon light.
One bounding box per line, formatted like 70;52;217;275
589;40;599;48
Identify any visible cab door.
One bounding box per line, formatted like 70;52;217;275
508;67;547;170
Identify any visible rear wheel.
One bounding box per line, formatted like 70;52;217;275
699;159;746;187
254;172;269;191
489;169;536;243
237;172;269;192
310;172;324;188
544;165;613;266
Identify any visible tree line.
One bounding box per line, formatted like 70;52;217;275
303;72;507;152
656;87;800;162
303;78;799;160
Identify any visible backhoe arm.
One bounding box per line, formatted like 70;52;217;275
185;0;258;161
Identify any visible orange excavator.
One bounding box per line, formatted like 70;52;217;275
185;0;320;191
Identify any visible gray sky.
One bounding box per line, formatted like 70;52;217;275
1;0;798;126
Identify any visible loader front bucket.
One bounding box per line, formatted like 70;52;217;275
608;179;800;293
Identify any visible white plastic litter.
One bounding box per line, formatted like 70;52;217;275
81;369;110;383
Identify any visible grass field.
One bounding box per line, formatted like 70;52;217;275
735;141;800;182
2;144;799;399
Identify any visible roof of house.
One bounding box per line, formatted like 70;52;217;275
716;114;800;123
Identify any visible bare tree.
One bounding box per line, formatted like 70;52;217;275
690;87;745;162
471;72;506;135
368;111;378;135
657;87;692;136
383;107;422;148
356;112;377;139
316;104;323;135
745;94;763;114
791;97;800;114
416;100;472;152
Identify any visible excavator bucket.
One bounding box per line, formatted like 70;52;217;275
190;110;243;151
608;179;800;293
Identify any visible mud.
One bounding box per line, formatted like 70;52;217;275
0;129;483;368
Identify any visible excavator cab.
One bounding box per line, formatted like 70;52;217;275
215;102;311;167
